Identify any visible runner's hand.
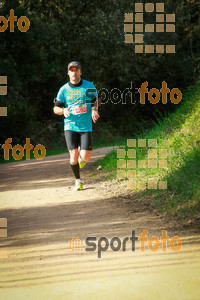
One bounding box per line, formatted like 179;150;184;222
92;109;99;123
63;108;70;117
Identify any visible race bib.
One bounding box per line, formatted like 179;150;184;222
72;104;87;115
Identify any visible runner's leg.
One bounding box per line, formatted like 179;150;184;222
79;150;92;162
65;131;82;189
69;149;80;178
78;132;92;168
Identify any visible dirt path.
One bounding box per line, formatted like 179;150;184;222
0;147;200;300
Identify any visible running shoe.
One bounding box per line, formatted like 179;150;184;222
74;179;83;191
78;156;86;169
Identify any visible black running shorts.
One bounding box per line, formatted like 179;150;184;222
64;130;92;151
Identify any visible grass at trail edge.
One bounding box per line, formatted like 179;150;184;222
93;80;200;227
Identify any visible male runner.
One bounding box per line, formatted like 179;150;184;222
53;61;100;190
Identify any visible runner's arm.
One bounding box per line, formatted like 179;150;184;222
91;96;101;110
91;96;101;123
53;99;70;117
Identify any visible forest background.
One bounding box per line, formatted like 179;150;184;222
0;0;199;153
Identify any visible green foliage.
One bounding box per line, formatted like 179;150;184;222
95;80;200;222
0;0;200;149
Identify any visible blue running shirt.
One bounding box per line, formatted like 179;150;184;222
56;79;98;132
